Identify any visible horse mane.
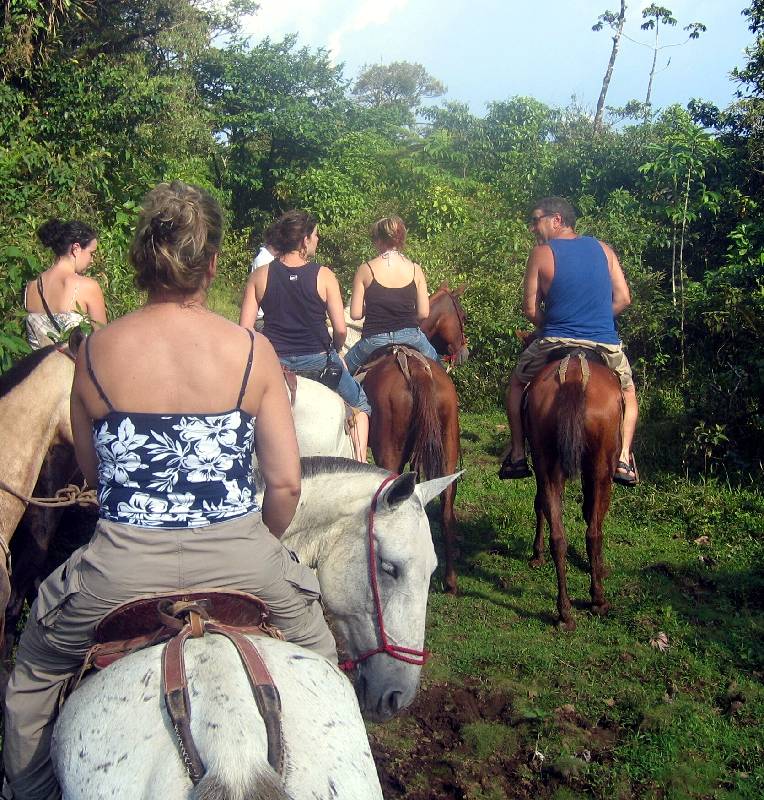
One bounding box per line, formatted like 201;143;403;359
299;456;387;480
252;456;387;488
0;346;58;400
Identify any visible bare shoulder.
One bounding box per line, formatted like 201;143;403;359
319;265;339;285
72;274;103;295
528;243;553;264
598;240;616;257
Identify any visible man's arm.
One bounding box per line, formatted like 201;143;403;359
603;242;631;316
522;245;551;327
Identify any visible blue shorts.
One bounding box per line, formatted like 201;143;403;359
279;351;372;414
344;328;439;375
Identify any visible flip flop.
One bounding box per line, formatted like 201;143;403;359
614;457;638;487
498;456;532;480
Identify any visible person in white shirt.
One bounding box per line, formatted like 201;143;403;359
250;241;275;329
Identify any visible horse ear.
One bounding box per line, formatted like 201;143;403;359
453;283;466;298
415;471;463;507
379;472;417;509
67;327;85;357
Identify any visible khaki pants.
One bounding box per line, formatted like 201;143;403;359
515;336;634;390
4;514;336;800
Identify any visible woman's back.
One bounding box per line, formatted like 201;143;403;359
364;251;416;288
82;306;262;417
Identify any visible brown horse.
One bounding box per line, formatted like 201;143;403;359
362;284;467;594
518;337;622;630
0;337;85;669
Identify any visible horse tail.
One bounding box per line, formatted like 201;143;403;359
557;377;586;480
410;363;444;479
193;769;290;800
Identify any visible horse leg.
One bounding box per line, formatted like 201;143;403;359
539;477;574;630
4;506;63;663
0;561;10;689
439;406;461;594
530;488;545;567
582;458;613;616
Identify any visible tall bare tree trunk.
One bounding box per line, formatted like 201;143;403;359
594;0;627;131
644;23;660;119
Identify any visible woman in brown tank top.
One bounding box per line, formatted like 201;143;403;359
344;217;438;375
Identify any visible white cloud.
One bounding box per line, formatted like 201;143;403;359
326;0;411;61
240;0;329;42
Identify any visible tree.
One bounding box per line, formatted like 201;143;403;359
592;1;627;130
352;62;445;118
197;36;349;225
639;5;706;118
639;109;727;376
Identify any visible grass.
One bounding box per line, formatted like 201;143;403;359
368;411;764;800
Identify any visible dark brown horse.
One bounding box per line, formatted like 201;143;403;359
362;284;467;594
518;335;622;629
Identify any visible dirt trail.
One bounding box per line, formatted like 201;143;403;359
369;681;618;799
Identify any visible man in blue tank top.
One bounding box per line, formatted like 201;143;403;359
500;196;639;486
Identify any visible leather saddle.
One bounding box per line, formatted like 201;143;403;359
545;345;608;368
75;589;285;784
356;344;433;383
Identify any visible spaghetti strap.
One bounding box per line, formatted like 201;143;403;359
366;261;376;282
85;335;115;412
236;329;256;409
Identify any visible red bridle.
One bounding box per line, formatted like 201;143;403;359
338;474;431;672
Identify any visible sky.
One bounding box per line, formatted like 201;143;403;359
239;0;753;117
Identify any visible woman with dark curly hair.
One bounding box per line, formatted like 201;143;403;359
23;219;107;348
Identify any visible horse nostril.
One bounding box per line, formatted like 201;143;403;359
384;690;402;716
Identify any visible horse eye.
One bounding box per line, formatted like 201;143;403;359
380;561;399;579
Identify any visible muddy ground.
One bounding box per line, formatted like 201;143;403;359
369;681;619;800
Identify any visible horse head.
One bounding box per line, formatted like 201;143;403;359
515;329;538;351
281;460;458;721
423;283;469;366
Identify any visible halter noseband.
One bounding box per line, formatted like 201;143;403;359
338;473;430;672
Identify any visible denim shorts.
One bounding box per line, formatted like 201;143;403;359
344;328;439;375
279;351;372;414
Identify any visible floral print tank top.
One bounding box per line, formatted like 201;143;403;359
86;332;260;529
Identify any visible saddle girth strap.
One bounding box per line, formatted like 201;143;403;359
162;626;205;783
207;622;284;776
161;613;284;784
557;352;590;389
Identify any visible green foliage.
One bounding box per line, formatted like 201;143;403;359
351;61;446;119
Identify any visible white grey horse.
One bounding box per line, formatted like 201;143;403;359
52;457;458;800
289;377;354;460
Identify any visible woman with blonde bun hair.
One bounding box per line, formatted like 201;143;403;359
345;216;438;375
4;181;336;799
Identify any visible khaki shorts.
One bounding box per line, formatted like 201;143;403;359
515;336;634;390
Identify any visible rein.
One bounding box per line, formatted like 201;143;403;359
0;479;98;509
338;474;430;672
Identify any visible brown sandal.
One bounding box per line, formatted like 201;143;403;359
614;457;639;486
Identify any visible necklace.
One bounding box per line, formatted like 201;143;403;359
380;249;398;261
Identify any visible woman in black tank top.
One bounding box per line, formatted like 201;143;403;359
345;216;439;375
239;210;370;462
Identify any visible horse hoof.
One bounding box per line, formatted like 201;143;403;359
529;557;545;568
591;602;610;616
556;617;576;632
